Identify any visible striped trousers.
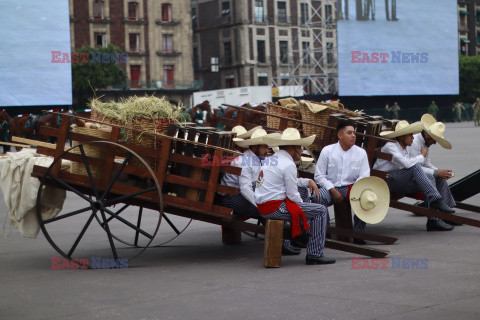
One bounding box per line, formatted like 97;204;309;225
428;174;456;208
314;186;366;232
260;187;328;257
387;164;441;221
222;193;264;220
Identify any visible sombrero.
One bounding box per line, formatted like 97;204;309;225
263;128;316;147
231;125;262;139
380;120;423;138
349;177;390;224
420;114;452;149
233;129;281;148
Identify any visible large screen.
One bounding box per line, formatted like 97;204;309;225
0;0;72;106
337;0;459;96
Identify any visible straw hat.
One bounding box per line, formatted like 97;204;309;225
349;177;390;224
420;114;452;149
233;129;281;148
263;128;316;147
380;120;423;138
231;125;262;139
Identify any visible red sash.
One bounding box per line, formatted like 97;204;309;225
257;199;310;237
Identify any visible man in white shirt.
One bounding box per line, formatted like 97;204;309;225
256;128;336;265
408;114;458;225
373;121;454;231
220;128;301;255
313;121;370;242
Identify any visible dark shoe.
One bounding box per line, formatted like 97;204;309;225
282;241;301;255
442;219;463;226
430;199;455;213
353;238;367;245
306;254;336;265
426;220;454;231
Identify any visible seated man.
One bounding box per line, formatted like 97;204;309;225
219;128;301;255
409;114;458;225
313;121;370;243
255;128;335;265
373;120;454;231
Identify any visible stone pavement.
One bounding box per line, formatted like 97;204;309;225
1;122;479;320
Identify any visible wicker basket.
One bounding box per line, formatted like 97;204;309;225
91;110;171;170
266;103;301;130
70;125;112;179
299;100;358;151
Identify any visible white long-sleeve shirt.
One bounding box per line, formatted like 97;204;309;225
373;141;424;172
221;149;262;206
255;150;309;205
314;142;370;190
408;133;437;177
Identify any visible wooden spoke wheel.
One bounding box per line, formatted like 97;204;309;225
97;206;193;248
36;141;163;266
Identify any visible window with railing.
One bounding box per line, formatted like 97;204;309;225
325;4;332;22
279;40;288;63
255;0;264;23
164;65;174;88
224;41;232;65
193;47;199;71
257;40;266;63
162;3;172;22
129;33;140;52
95;32;107;47
163;34;173;53
191;7;197;29
300;3;309;24
93;0;104;20
326;42;334;64
128;2;139;20
302;41;310;64
277;1;287;23
222;1;230;16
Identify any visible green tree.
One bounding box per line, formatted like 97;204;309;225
459;55;480;102
72;44;126;108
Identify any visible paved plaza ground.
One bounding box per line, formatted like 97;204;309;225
1;121;479;320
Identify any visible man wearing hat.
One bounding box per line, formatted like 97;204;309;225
255;128;336;265
219;128;301;255
313;121;370;243
408;114;458;224
373;121;454;231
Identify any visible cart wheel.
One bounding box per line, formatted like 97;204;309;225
36;141;162;266
95;206;193;248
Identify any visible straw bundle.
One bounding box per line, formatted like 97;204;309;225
90;95;182;169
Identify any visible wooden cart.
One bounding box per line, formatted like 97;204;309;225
31;112;388;268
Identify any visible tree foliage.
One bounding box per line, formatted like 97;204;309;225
459;55;480;102
71;44;126;107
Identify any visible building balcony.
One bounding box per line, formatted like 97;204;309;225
155;19;181;26
277;15;291;25
88;17;113;23
156;50;182;57
123;18;148;25
256;55;271;66
107;79;204;91
127;51;149;57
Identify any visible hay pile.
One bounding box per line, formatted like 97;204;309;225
89;95;182;126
